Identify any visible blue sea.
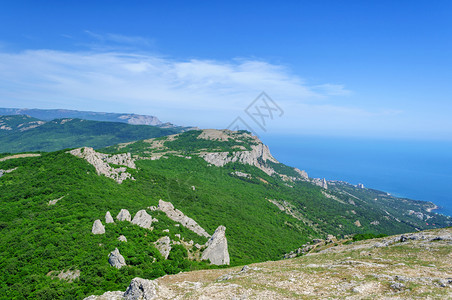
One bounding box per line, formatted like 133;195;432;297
262;135;452;217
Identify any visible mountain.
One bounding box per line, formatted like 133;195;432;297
0;129;450;299
0;115;191;153
85;227;452;299
0;108;166;126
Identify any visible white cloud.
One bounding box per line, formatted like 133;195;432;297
1;48;415;136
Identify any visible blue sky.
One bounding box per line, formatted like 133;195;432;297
1;1;451;140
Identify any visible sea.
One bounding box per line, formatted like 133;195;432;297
262;135;452;217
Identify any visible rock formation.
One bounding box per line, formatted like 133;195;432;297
199;143;278;176
105;211;114;223
131;210;153;229
92;219;105;235
48;195;65;206
84;277;158;300
108;248;126;269
154;236;171;259
118;235;127;242
117;209;131;222
124;277;158;299
201;225;230;265
156;200;210;238
294;168;309;180
69;147;135;184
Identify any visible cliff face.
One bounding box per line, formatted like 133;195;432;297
200;143;278;176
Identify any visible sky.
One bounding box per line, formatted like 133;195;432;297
1;1;451;140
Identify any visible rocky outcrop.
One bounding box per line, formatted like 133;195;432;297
48;195;65;206
92;219;105;234
109;248;126;269
84;277;158;300
117;209;131;222
131;210;153;229
311;178;328;189
105;211;114;223
47;269;81;282
154;236;171;259
294;168;309;180
199;143;278;176
124;277;158;299
69;147;135;183
118;235;127;242
201;225;230;265
156;200;210;238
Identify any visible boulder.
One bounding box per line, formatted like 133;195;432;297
154;236;171;259
118;235;127;242
117;209;131;222
83;277;158;300
109;248;126;269
201;225;230;265
123;277;158;300
131;210;153;229
105;211;114;223
92;219;105;235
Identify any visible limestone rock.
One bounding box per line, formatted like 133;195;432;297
92;219;105;235
84;277;158;300
201;225;230;265
105;211;114;223
131;210;153;229
109;248;126;269
117;209;131;222
69;147;135;184
84;291;124;300
118;235;127;242
199;142;278;176
154;236;171;259
123;277;158;300
294;168;309;180
157;200;210;238
354;220;362;227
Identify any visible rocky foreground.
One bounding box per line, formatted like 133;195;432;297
86;227;452;299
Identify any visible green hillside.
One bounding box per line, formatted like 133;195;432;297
0;129;450;299
0;116;184;153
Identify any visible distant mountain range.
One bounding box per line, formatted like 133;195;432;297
0;107;178;128
0;114;194;153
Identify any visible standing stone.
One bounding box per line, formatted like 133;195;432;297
105;211;114;224
201;225;230;265
131;210;153;229
117;209;131;222
123;277;158;300
154;236;171;259
92;219;105;235
109;248;126;269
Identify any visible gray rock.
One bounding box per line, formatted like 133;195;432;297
92;219;105;235
201;225;230;265
154;236;171;259
157;200;210;238
109;248;126;269
117;209;131;222
131;210;153;229
105;211;114;224
84;291;124;300
118;235;127;242
390;282;405;290
69;147;135;184
123;277;158;300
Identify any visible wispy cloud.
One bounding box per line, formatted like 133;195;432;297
84;31;152;47
0;47;409;135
